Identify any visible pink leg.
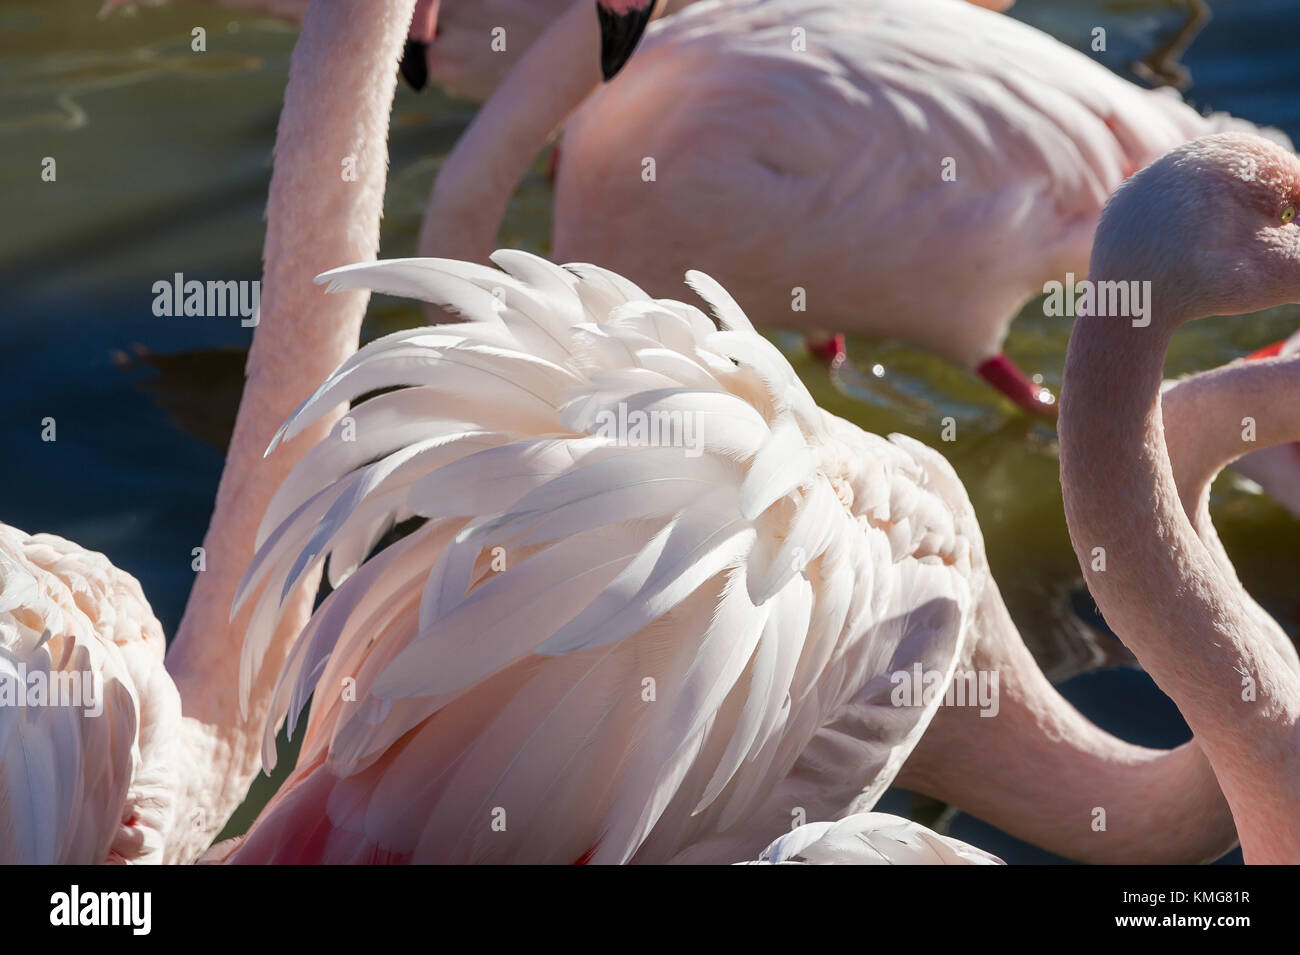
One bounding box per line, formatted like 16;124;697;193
976;353;1058;419
547;143;562;186
805;332;846;370
1247;339;1287;360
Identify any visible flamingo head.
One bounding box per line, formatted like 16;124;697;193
1092;133;1300;326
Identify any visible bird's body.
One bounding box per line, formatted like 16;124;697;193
225;252;988;863
549;0;1279;369
423;0;1283;419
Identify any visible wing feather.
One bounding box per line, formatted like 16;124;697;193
233;255;979;864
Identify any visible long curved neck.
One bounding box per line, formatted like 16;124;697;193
903;347;1300;863
416;0;607;264
898;578;1237;863
162;0;417;863
1163;354;1300;535
1060;293;1300;863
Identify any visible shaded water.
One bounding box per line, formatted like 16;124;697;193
1;0;1296;861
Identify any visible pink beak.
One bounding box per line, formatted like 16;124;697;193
1246;339;1288;361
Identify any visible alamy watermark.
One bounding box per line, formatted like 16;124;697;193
151;273;259;326
0;663;103;718
1043;272;1152;327
49;885;150;935
889;664;999;717
591;402;704;457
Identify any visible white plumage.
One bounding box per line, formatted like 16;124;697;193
741;812;1003;865
0;525;180;863
229;251;989;863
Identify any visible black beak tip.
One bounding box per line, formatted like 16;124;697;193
597;4;654;81
400;39;429;92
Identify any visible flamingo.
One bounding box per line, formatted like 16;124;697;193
220;234;1276;863
1059;132;1300;863
419;0;1287;417
0;0;423;864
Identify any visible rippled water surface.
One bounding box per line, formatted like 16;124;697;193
1;0;1297;861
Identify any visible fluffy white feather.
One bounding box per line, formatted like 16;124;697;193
0;526;180;863
741;812;1003;865
231;252;986;864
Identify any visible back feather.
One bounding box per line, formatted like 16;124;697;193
232;253;984;864
740;812;1003;865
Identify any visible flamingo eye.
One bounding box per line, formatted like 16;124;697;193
1282;205;1296;224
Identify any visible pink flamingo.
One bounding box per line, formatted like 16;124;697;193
0;0;418;864
421;0;1286;417
215;248;1230;863
1060;132;1300;863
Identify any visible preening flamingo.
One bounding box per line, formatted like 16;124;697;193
0;0;420;864
421;0;1286;417
1060;132;1300;864
219;233;1256;864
